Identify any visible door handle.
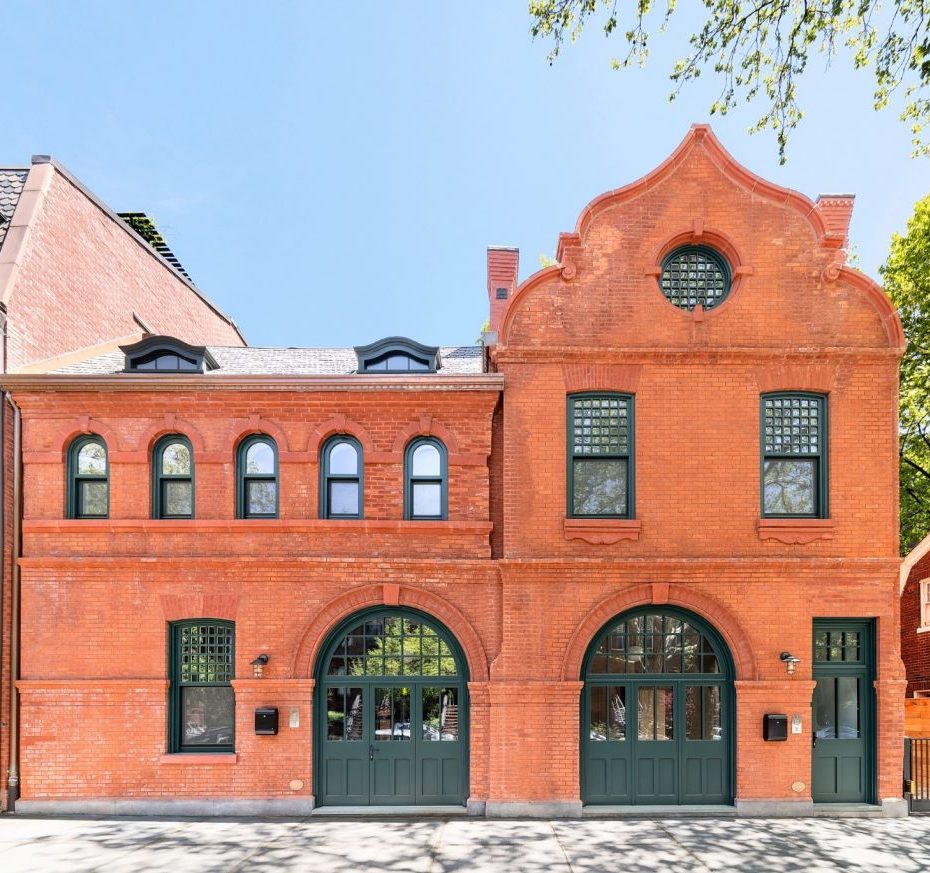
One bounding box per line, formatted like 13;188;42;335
369;745;374;761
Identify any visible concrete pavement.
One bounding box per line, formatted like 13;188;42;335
1;815;930;872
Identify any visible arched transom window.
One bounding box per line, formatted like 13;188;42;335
587;613;724;676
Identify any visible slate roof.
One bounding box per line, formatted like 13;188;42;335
0;169;29;249
54;345;484;376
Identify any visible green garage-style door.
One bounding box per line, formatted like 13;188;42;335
316;608;468;807
811;620;874;803
581;608;734;806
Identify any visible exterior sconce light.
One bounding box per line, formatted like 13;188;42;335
780;652;800;676
250;654;269;679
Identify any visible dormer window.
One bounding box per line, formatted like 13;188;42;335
354;337;440;374
121;336;218;374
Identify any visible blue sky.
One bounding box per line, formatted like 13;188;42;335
3;2;928;347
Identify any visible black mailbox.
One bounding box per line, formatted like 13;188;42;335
255;707;279;736
763;713;788;741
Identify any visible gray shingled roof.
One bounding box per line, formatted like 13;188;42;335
0;169;28;249
54;345;484;375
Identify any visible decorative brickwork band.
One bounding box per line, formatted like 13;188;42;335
561;364;642;394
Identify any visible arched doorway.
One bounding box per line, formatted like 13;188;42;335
581;607;735;805
315;607;468;807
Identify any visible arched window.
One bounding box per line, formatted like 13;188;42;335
67;435;108;519
404;438;447;520
237;435;278;518
321;436;363;519
153;435;194;519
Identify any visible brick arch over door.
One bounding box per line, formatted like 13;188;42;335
291;583;490;682
561;583;758;681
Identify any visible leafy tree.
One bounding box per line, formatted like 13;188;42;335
882;193;930;553
529;1;930;161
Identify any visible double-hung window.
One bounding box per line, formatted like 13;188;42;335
321;436;363;518
568;393;634;518
761;393;827;517
67;435;109;519
237;436;278;518
153;435;194;519
404;438;447;520
169;620;235;753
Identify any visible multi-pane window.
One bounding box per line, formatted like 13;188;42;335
153;435;194;519
169;620;235;753
404;438;447;520
237;435;278;518
568;394;633;518
67;435;108;519
321;436;363;519
921;580;930;629
659;246;731;311
762;394;827;517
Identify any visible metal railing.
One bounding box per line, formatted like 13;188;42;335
905;738;930;812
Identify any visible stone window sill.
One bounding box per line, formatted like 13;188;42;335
159;753;238;765
563;518;641;544
756;518;834;544
916;626;930;635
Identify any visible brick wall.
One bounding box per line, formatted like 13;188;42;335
5;163;243;371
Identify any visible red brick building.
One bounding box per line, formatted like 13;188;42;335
0;127;909;816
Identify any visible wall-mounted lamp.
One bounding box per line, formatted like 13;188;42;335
250;654;269;679
780;651;800;676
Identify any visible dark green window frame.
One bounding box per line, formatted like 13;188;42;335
320;435;364;519
152;434;194;519
236;435;279;519
168;619;235;754
567;393;635;519
761;393;828;518
404;437;447;520
66;434;109;519
659;245;732;311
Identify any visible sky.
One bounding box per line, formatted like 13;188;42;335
2;2;928;348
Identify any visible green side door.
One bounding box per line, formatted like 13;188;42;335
811;620;874;804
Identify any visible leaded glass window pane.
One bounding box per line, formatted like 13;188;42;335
569;394;632;518
762;394;825;517
659;246;730;310
325;612;459;678
571;396;629;456
589;614;722;676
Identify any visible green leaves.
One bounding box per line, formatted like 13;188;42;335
881;194;930;552
529;0;930;161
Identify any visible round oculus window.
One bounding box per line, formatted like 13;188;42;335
659;246;731;311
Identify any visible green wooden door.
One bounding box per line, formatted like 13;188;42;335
811;621;874;804
581;609;734;806
317;609;467;807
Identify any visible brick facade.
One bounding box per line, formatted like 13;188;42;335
1;126;909;816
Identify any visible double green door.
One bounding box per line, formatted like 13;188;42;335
584;680;730;804
811;620;874;804
316;609;467;808
320;683;464;805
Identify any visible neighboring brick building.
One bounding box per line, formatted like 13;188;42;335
0;155;245;810
900;535;930;699
1;127;909;816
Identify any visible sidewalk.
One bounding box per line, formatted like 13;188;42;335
1;815;929;872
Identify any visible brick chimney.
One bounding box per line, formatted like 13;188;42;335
815;194;855;246
486;246;519;341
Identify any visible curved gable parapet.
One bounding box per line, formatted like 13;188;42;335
498;124;901;353
561;125;835;257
